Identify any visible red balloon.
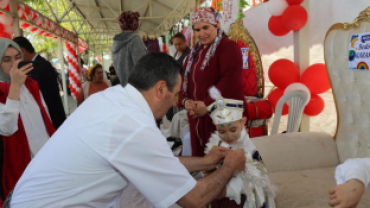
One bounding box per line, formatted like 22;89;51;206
301;63;331;94
268;88;289;115
268;59;300;89
4;3;10;12
0;32;11;39
20;23;30;29
268;16;290;37
281;5;308;31
286;0;304;5
4;4;10;12
304;94;325;116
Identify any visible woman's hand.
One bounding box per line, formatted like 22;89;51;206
328;179;365;208
184;99;197;117
11;60;33;87
192;101;208;118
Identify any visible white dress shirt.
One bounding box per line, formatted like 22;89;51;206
0;84;50;157
31;53;38;61
335;158;370;189
11;84;196;208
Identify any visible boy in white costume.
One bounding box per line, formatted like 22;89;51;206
204;87;276;208
329;158;370;208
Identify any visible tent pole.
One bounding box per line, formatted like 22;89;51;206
9;0;22;37
58;28;70;115
294;0;310;132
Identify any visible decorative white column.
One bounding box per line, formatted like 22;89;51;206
294;0;310;132
58;27;70;115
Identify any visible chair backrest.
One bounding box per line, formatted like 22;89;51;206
228;20;264;98
324;7;370;163
270;91;310;135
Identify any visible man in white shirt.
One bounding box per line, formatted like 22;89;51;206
8;52;246;208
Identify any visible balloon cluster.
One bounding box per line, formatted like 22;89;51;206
267;59;330;116
0;0;77;42
65;42;81;100
267;0;308;36
0;0;13;39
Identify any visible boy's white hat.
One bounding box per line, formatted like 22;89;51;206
207;86;244;125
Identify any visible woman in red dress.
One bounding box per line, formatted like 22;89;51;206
179;7;248;157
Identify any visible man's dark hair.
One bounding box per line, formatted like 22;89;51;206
109;66;116;75
12;36;35;53
128;52;184;92
172;32;186;42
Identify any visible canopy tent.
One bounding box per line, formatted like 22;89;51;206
65;0;195;51
0;0;198;115
0;0;196;53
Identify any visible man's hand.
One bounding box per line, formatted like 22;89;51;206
328;179;365;208
223;149;246;176
203;146;231;171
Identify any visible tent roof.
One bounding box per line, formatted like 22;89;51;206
64;0;194;50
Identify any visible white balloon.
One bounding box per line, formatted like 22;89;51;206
0;0;9;9
4;23;13;35
268;0;289;17
0;13;13;25
24;26;33;32
35;17;43;27
284;82;311;106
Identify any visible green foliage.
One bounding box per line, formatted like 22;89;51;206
17;0;105;56
237;0;249;20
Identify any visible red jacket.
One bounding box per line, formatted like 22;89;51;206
180;37;248;156
0;77;55;204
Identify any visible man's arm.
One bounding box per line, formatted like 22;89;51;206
177;146;230;172
177;149;246;208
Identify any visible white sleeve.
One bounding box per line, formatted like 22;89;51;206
109;124;196;208
335;158;370;189
0;98;20;136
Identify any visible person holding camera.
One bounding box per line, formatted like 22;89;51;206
0;38;55;206
13;36;66;130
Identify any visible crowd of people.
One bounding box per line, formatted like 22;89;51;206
0;6;368;208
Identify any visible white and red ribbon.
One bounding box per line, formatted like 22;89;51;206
65;42;81;100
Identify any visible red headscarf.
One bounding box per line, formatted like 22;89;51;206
118;11;140;31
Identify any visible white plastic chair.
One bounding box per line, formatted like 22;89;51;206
270;91;310;135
